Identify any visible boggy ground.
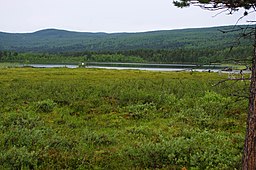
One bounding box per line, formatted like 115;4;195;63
0;67;248;169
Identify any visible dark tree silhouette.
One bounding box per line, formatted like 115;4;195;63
174;0;256;169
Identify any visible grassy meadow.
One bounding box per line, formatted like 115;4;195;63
0;67;249;169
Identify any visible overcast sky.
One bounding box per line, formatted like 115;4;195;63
1;0;255;33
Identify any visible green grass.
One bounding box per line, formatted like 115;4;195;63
0;68;249;169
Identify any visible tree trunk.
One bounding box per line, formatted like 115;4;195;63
242;29;256;170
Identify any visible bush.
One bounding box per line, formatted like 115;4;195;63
0;146;38;169
34;99;56;113
124;130;243;169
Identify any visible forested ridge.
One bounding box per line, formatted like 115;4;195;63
0;25;252;64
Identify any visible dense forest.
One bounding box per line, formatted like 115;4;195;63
0;46;251;64
0;25;253;64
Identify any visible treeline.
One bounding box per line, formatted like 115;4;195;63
0;51;145;64
63;45;252;64
118;46;251;64
0;45;252;64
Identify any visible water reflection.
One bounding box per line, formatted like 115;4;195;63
22;63;248;73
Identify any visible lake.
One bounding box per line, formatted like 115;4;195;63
23;63;248;73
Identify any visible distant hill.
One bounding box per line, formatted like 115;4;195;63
0;25;252;53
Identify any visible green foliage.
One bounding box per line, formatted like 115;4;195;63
124;130;242;169
0;25;252;65
34;99;57;113
0;26;251;53
122;103;157;120
0;146;38;169
0;44;251;64
82;131;116;146
0;68;248;169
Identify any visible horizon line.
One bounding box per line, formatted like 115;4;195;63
0;24;246;34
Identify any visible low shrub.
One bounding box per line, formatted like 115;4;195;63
34;99;57;113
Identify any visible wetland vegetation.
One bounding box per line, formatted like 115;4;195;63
0;67;249;169
0;24;252;169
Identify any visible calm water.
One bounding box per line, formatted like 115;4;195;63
86;65;221;72
25;64;78;68
23;63;247;73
